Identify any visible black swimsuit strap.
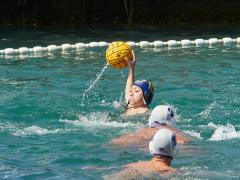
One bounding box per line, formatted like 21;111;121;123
125;101;133;110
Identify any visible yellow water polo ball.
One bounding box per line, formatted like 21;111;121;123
106;41;133;68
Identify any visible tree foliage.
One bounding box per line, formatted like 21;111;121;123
1;0;240;27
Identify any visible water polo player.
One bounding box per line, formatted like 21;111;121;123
105;129;177;179
110;105;190;147
125;50;154;116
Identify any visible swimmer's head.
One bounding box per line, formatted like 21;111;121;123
149;105;175;128
149;128;177;159
132;80;154;105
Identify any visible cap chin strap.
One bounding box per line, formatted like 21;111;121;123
149;141;154;155
143;98;147;105
153;154;173;160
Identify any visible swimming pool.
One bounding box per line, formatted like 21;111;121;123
0;27;240;179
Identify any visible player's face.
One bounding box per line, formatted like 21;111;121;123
128;85;144;107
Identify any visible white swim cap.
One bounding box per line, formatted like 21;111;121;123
149;128;177;159
149;105;175;128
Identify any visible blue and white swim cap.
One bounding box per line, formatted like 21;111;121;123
149;105;175;128
132;80;154;105
149;128;177;159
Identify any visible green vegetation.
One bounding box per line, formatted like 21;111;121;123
1;0;240;27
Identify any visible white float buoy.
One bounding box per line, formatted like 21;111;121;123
89;42;98;47
163;42;168;46
194;39;205;46
139;41;150;48
135;43;140;47
75;43;85;49
56;46;62;50
177;41;182;45
47;45;58;52
126;41;136;47
181;39;191;46
84;43;90;48
33;46;43;53
149;42;154;46
153;41;164;47
4;48;15;55
167;40;178;47
236;37;240;44
98;41;108;47
222;37;233;44
14;49;20;54
209;38;219;45
61;44;72;51
0;50;5;54
19;47;29;54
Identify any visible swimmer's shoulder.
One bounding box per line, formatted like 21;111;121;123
125;107;149;116
126;161;177;177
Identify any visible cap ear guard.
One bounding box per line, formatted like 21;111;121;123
144;81;154;105
166;106;176;127
165;107;174;121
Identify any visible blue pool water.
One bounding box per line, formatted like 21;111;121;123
0;27;240;179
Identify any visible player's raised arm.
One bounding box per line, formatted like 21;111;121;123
125;49;136;103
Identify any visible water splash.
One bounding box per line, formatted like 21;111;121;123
0;122;61;137
184;130;203;140
59;111;141;128
199;101;217;119
12;126;61;137
207;122;218;129
81;63;109;106
208;123;240;141
99;100;122;108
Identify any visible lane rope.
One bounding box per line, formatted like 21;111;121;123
0;37;240;55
